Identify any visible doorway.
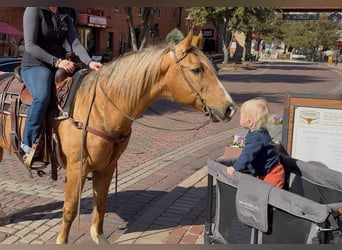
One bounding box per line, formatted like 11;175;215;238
77;26;95;56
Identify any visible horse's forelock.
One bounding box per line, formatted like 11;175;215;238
189;46;216;71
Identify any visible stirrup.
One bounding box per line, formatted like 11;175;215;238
23;152;47;170
22;141;47;170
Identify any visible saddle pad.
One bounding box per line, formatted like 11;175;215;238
235;173;274;232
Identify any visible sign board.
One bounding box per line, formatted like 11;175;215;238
78;13;107;28
202;29;214;38
89;15;107;26
283;13;319;20
282;93;342;172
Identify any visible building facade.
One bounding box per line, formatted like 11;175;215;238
0;7;25;57
0;7;217;60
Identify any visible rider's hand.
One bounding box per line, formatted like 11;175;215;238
58;59;75;74
88;61;102;71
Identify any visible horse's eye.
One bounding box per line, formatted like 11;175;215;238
191;68;202;74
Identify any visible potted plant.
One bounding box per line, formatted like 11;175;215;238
223;134;245;158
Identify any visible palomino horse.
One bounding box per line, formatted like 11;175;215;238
0;31;236;243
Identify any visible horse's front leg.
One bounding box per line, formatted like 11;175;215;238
90;162;117;244
56;166;87;244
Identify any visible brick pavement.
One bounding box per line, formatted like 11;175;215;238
0;60;341;244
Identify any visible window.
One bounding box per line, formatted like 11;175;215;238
107;32;113;49
138;7;143;16
157;8;161;19
119;33;125;55
151;23;160;37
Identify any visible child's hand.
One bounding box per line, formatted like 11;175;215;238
226;166;235;176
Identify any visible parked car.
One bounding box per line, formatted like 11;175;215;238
0;57;21;72
290;54;306;60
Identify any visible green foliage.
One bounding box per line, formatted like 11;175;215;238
229;7;275;33
185;8;338;55
269;13;338;51
186;7;275;63
165;28;184;44
186;7;237;27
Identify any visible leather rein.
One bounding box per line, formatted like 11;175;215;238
94;48;215;132
61;47;214;144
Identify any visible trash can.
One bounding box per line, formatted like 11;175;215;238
328;55;333;64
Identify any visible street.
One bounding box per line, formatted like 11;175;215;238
0;60;341;244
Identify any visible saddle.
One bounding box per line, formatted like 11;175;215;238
0;66;88;180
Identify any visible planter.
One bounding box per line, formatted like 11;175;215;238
223;146;243;158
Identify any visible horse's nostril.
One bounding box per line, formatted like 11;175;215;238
225;104;236;118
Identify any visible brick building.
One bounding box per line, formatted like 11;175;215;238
0;7;217;60
0;7;25;57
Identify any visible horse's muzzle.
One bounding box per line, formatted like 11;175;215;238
210;103;237;122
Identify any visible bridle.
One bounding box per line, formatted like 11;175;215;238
96;48;217;128
172;49;215;120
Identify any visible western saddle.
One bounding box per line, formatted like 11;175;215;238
0;66;88;180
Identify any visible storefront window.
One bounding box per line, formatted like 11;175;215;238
77;27;95;56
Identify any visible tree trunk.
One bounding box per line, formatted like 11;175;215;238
139;7;157;50
222;42;229;64
124;7;138;51
244;32;252;62
215;20;229;64
242;46;246;62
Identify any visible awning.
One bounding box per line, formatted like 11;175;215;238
0;23;23;36
78;13;107;28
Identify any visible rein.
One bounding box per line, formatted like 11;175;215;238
97;74;212;132
95;49;214;133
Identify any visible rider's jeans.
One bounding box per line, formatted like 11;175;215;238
20;66;53;153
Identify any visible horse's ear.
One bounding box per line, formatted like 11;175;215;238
191;31;204;49
174;30;193;59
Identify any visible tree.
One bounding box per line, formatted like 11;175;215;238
286;15;338;61
186;7;275;63
124;7;157;51
228;7;275;61
186;7;237;63
265;13;338;61
165;28;184;44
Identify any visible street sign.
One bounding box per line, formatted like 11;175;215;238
283;13;319;20
328;13;342;23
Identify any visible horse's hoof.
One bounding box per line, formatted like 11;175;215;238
90;227;109;244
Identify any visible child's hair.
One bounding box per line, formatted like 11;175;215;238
241;98;270;130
